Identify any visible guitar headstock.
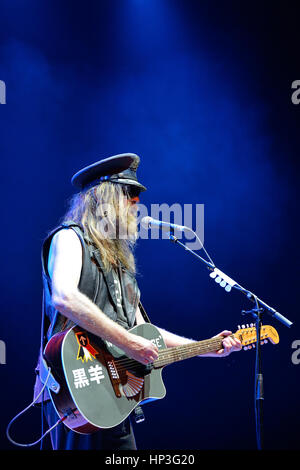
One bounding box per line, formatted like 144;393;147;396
234;324;279;350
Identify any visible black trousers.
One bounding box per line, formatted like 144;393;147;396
43;400;137;450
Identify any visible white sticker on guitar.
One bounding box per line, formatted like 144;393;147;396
88;365;105;384
150;336;162;348
72;368;89;389
72;365;105;389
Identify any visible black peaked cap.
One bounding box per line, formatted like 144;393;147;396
71;153;146;191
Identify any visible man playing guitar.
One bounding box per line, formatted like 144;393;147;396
34;153;241;450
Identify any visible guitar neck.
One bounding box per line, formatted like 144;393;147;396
153;336;231;368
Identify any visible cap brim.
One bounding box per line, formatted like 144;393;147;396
112;178;147;192
71;154;137;189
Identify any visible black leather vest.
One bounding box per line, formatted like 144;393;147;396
34;221;150;404
41;221;141;342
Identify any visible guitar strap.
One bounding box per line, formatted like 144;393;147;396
38;292;61;393
138;300;151;324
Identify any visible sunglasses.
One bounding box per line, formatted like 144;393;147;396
124;185;141;200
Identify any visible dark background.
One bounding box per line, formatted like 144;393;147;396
0;0;299;451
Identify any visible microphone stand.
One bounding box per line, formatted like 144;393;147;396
168;232;293;450
243;302;264;450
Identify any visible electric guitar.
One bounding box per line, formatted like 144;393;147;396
44;322;279;434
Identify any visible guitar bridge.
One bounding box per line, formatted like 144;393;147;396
104;353;145;399
105;354;122;398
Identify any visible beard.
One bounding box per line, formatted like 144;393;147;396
94;203;138;241
118;206;138;241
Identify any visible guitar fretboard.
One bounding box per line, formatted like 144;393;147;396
153;336;234;368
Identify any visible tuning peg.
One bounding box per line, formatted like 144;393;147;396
250;323;254;327
246;324;249;328
252;344;255;348
242;324;245;329
238;325;241;329
264;339;268;344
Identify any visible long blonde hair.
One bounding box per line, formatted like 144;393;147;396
62;182;137;273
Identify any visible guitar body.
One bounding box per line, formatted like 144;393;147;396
43;321;279;434
44;323;167;434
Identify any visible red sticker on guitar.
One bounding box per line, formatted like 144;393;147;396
75;331;98;362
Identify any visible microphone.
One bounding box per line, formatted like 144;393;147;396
141;216;187;232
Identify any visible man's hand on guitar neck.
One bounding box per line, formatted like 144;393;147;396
136;307;242;359
205;330;242;357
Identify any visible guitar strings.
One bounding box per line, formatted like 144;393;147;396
104;329;261;375
112;337;226;371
